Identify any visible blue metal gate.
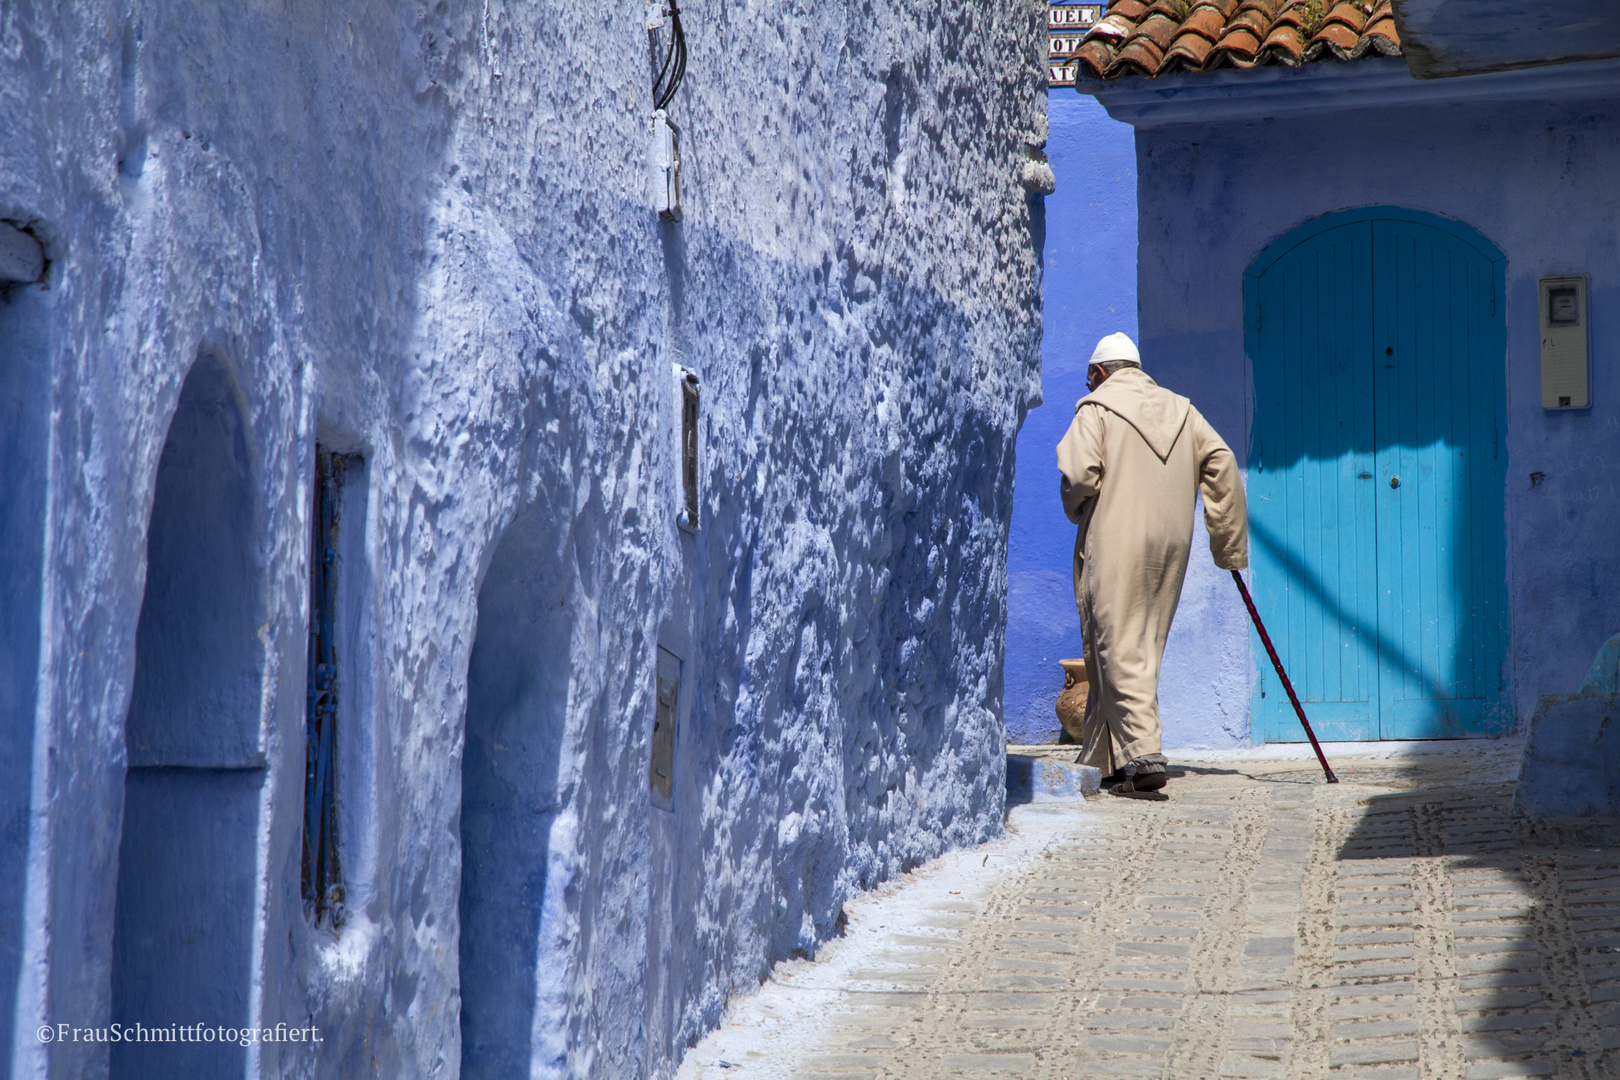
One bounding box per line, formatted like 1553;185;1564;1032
1245;208;1510;742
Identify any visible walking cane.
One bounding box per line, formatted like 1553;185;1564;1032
1230;569;1339;784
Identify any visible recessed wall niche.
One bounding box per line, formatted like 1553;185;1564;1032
111;353;265;1080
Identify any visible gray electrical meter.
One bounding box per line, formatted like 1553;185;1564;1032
1540;275;1589;409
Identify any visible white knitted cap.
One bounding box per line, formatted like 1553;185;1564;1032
1089;332;1141;367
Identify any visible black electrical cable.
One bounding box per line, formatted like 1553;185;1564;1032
653;7;685;110
653;2;686;111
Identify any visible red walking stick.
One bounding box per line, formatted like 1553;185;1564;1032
1231;569;1338;784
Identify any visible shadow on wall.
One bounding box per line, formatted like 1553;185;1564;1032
459;503;575;1080
123;355;263;765
1251;515;1494;733
0;273;51;1070
110;353;265;1079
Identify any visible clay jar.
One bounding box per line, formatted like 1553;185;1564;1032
1055;658;1088;742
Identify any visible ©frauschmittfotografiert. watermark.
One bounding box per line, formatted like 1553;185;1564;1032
37;1022;322;1046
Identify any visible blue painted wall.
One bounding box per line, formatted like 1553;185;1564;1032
0;3;1045;1075
1005;92;1137;744
1115;73;1620;742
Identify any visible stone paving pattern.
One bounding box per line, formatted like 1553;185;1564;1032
687;748;1620;1079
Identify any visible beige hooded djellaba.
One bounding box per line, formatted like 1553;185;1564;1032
1056;366;1249;775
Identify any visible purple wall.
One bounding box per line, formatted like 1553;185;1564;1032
1117;72;1620;740
1004;92;1137;744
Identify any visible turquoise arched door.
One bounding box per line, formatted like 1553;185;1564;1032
1245;208;1510;742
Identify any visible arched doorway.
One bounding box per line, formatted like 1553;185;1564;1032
458;506;573;1079
1244;207;1509;742
110;355;264;1078
0;251;50;1070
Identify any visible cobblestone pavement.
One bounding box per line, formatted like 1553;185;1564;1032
677;742;1620;1080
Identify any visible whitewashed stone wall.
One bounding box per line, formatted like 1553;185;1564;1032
0;1;1045;1076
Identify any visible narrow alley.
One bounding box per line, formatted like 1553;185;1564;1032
679;743;1619;1080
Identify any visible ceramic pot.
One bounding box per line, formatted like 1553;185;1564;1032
1055;658;1088;743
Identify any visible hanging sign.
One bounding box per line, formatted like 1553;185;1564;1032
1049;3;1102;86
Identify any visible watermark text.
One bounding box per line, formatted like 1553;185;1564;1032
37;1022;322;1046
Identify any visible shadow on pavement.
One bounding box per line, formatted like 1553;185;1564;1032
1166;763;1246;779
1333;780;1620;1074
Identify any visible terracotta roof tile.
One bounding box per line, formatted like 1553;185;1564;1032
1088;12;1136;41
1180;6;1228;40
1214;23;1261;51
1309;20;1362;54
1234;0;1282;20
1226;8;1272;39
1321;1;1369;35
1110;35;1168;75
1364;13;1400;51
1260;22;1306;63
1144;0;1188;17
1075;38;1119;79
1269;1;1313;30
1061;0;1402;79
1129;12;1184;50
1163;29;1217;70
1212;26;1262;65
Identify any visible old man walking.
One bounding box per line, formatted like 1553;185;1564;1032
1056;333;1249;797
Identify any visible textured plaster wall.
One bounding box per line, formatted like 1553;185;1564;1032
1004;91;1137;745
1122;72;1620;744
0;2;1043;1077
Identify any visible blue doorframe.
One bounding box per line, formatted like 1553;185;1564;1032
1244;207;1510;743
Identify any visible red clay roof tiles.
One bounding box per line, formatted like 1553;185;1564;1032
1226;9;1271;41
1323;2;1368;34
1061;0;1400;79
1310;20;1361;52
1090;13;1135;41
1114;35;1167;76
1271;6;1311;29
1166;29;1217;68
1214;26;1261;64
1133;13;1184;50
1262;23;1306;62
1181;7;1229;40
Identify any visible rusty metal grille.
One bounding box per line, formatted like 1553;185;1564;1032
302;448;348;926
680;372;699;528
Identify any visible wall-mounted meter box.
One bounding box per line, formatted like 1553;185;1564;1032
1539;275;1589;409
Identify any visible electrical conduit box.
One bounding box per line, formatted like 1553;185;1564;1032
645;0;686;220
651;110;681;221
1540;275;1589;409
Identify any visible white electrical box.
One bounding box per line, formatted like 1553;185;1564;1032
651;110;682;222
1540;275;1589;409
